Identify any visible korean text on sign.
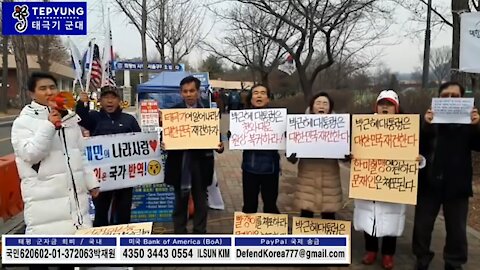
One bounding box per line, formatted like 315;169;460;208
233;212;288;235
349;159;419;205
84;133;164;192
229;109;287;150
75;222;153;236
139;100;159;129
161;108;220;150
431;98;474;124
2;2;87;35
291;217;351;236
351;114;420;160
286;114;350;158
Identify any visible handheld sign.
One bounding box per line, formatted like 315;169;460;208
84;132;163;192
233;212;288;235
352;114;419;160
349;159;419;205
161;108;220;150
286;114;350;158
75;222;153;235
431;98;474;124
229;109;287;150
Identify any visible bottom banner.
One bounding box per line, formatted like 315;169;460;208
1;235;350;265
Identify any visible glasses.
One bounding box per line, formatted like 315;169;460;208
440;92;461;98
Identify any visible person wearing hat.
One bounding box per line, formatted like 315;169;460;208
76;86;141;227
353;90;425;270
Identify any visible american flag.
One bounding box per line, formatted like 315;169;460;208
90;44;102;90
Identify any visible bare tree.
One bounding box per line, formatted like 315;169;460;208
147;0;206;67
430;46;451;85
22;36;69;71
11;36;29;106
115;0;159;77
203;5;288;87
228;0;391;102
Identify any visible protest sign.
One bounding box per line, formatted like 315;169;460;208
431;98;474;124
292;217;351;235
161;108;220;150
229;109;287;150
130;127;173;223
352;114;419;160
139;99;159;132
233;212;288;235
286;114;350;158
84;132;163;192
75;222;153;235
349;159;419;205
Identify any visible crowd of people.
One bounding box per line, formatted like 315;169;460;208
11;71;479;270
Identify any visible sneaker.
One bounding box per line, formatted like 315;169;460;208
382;255;394;269
362;251;377;265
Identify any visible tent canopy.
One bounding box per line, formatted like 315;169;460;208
137;71;209;93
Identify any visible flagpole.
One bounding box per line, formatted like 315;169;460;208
85;38;95;93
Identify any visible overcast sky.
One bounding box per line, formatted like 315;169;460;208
66;0;453;74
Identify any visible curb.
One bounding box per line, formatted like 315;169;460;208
0;120;13;127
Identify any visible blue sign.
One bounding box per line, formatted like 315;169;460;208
115;61;184;71
1;2;87;35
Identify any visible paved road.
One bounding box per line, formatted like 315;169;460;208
0;122;13;156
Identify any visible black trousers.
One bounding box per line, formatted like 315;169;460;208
29;265;74;270
93;187;133;227
242;171;280;214
173;181;208;234
413;195;469;269
364;232;397;255
300;209;336;220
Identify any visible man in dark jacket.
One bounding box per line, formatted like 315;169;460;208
162;76;224;234
413;82;480;270
76;86;141;227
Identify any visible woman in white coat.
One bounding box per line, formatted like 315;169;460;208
353;90;425;270
11;72;99;236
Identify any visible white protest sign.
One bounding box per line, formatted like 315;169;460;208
460;12;480;73
286;114;350;158
84;132;164;192
229;108;287;150
431;98;474;124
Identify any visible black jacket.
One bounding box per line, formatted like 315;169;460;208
163;102;215;189
419;120;480;201
76;102;141;136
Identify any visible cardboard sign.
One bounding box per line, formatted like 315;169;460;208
349;159;419;205
84;132;164;192
75;222;153;235
229;109;287;150
161;108;220;150
286;114;350;158
351;114;420;160
292;217;351;235
233;212;288;235
431;98;474;124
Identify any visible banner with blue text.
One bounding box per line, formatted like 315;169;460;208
2;235;350;265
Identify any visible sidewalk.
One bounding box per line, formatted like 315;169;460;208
149;114;480;269
152;147;477;270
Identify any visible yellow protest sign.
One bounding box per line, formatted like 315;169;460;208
75;222;153;235
352;114;420;160
233;212;288;235
291;217;351;235
349;159;418;205
161;108;220;150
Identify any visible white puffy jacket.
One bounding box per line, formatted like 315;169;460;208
353;200;406;237
11;101;99;235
